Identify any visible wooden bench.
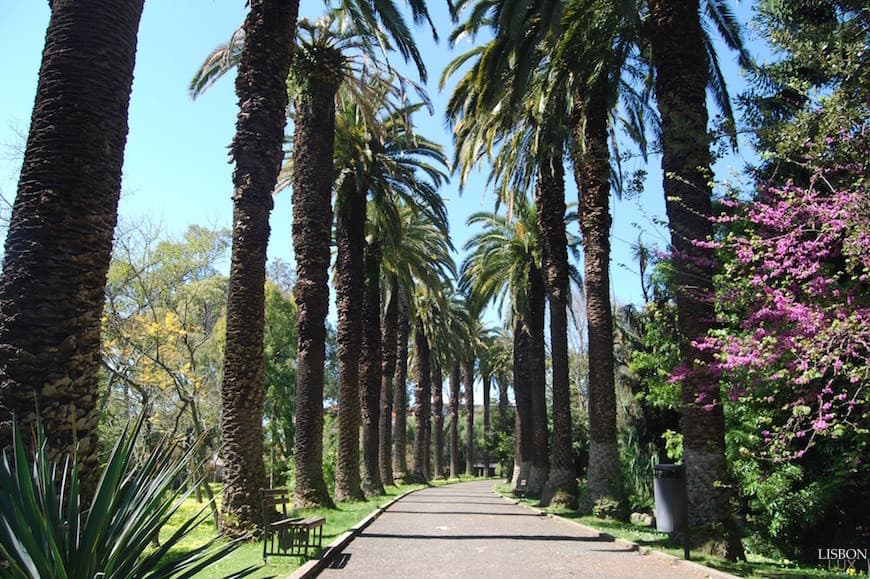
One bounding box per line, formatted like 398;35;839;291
261;488;326;560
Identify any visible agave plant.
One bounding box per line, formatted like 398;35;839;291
0;417;252;578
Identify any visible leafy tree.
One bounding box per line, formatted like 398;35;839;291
263;282;298;485
0;0;145;497
102;224;229;524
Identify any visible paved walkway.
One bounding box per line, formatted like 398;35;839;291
317;480;720;578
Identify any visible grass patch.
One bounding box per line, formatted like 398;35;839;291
160;475;494;579
158;480;459;578
491;484;853;578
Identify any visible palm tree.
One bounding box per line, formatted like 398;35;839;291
379;274;400;485
443;22;577;504
191;0;438;515
218;0;297;529
647;0;747;557
289;19;346;508
360;236;385;496
410;311;432;483
462;203;549;495
392;292;412;477
0;0;145;497
430;356;445;479
448;362;462;478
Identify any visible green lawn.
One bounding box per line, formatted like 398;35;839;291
160;478;472;578
491;484;856;579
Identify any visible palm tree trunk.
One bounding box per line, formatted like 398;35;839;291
648;0;743;558
527;264;549;497
410;320;431;483
360;240;384;496
392;293;411;477
482;374;491;478
0;0;144;500
449;362;461;479
334;178;365;502
221;0;297;532
571;77;621;510
291;48;340;509
536;155;576;507
379;276;399;486
432;359;445;479
463;360;475;476
511;320;534;491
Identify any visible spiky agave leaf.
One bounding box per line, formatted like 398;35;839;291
0;416;254;579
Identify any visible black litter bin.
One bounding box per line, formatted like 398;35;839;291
653;463;685;533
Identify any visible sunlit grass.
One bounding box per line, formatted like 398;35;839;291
491;484;852;579
158;481;439;578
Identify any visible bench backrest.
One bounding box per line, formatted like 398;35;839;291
261;488;291;527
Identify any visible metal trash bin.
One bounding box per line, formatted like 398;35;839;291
653;463;685;533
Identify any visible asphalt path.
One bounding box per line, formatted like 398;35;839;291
317;480;720;578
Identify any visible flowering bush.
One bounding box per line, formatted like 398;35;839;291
704;120;869;464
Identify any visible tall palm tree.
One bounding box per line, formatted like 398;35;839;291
462;202;549;495
360;236;385;495
449;362;462;478
410;312;432;483
219;0;297;529
393;292;412;477
289;19;346;508
443;22;578;505
379;274;400;485
647;0;746;557
0;0;145;498
191;0;438;515
430;356;445;479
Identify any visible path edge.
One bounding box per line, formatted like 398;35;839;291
494;485;740;579
287;485;426;579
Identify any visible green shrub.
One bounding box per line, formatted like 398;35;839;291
0;417;251;578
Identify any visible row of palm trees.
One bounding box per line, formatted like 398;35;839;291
0;0;750;559
442;0;749;557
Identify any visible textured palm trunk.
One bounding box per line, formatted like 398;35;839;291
482;374;491;478
527;264;549;497
410;321;431;482
648;0;743;558
291;49;340;509
334;178;365;502
392;294;411;476
571;77;621;510
449;362;461;479
379;277;399;486
0;0;144;499
536;155;576;507
463;359;475;476
360;240;384;496
498;378;509;415
432;359;445;479
221;1;297;528
510;319;534;491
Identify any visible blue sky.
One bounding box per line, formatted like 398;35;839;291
0;1;761;323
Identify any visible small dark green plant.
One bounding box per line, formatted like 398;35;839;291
0;417;253;578
592;496;627;520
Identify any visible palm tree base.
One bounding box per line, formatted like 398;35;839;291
525;465;549;498
510;461;531;493
683;447;744;560
540;468;578;508
583;440;623;511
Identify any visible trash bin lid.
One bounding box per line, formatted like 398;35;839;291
652;463;683;478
